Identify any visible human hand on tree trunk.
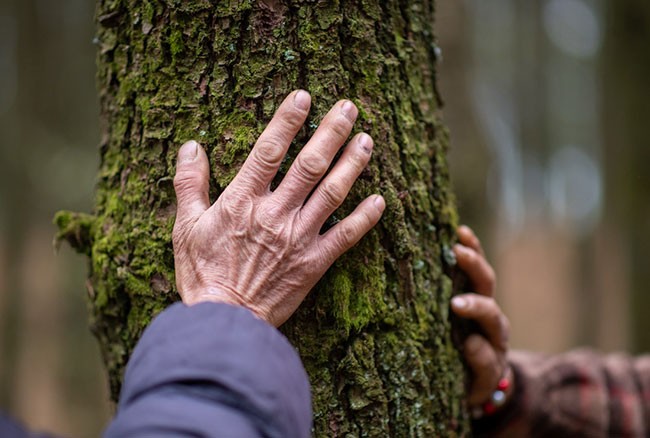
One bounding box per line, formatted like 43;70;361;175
451;226;514;416
171;90;385;327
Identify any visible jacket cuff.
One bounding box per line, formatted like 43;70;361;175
116;301;312;437
471;358;527;437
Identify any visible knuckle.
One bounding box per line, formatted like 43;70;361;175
465;335;483;356
254;137;285;168
489;306;503;330
347;150;367;170
258;203;284;224
466;249;479;265
173;169;200;193
255;200;293;237
318;181;345;209
280;108;305;131
219;189;253;220
329;117;352;139
488;361;500;384
359;206;375;226
314;241;332;263
502;315;511;334
485;267;497;285
295;153;328;181
257;212;283;234
472;345;496;374
459;246;476;265
338;221;360;248
499;316;511;346
357;210;375;234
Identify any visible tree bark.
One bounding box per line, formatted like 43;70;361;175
57;0;468;435
603;0;650;352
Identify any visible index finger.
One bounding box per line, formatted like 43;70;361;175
454;244;496;296
457;225;485;256
232;90;311;194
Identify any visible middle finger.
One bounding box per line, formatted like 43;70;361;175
451;294;509;351
273;100;358;208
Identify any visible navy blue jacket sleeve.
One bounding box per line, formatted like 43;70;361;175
104;302;312;438
0;412;57;438
0;413;30;438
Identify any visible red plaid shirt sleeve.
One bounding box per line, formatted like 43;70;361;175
473;349;650;437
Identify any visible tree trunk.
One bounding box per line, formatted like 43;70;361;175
603;0;650;353
56;0;468;435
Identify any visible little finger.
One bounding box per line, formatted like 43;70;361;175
464;334;502;406
317;194;385;265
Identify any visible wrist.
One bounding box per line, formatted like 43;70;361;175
182;287;269;323
473;365;515;418
183;286;242;307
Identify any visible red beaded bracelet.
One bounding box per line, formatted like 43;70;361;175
481;377;510;415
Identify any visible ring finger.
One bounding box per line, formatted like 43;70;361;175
299;133;373;231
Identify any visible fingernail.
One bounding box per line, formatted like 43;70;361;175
454;244;469;256
179;140;199;163
341;100;358;121
358;133;373;154
452;296;468;309
294;90;311;111
373;195;385;212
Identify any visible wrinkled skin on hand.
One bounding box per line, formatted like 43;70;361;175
172;90;385;327
451;226;513;408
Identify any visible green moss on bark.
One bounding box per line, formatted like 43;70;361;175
58;0;469;435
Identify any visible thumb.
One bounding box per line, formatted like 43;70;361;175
464;334;500;406
173;140;210;226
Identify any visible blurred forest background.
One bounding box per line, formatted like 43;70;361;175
0;0;648;436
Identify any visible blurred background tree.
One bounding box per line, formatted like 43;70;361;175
439;0;650;355
0;0;109;436
441;0;611;353
602;0;650;353
0;0;648;436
